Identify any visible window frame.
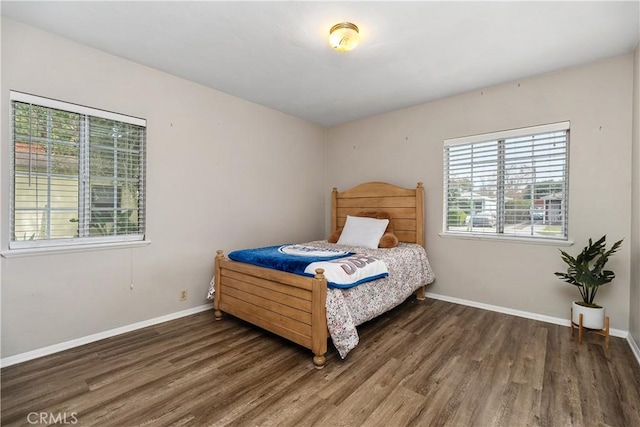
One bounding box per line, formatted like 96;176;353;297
8;91;147;252
442;121;570;243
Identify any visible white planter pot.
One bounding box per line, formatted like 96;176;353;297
572;301;605;330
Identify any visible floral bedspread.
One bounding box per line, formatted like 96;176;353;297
304;240;436;358
208;240;436;359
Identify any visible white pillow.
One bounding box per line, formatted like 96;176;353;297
337;215;389;249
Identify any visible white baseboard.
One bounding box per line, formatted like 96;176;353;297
425;292;628;338
1;304;213;368
4;296;639;369
628;334;640;367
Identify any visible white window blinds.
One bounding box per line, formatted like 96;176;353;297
10;91;147;249
443;122;569;241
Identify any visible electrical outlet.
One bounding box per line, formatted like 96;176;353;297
180;290;187;301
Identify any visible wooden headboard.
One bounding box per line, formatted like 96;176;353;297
331;182;425;246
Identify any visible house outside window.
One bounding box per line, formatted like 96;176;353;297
9;91;146;250
443;122;569;241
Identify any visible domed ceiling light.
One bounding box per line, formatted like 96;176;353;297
329;22;359;52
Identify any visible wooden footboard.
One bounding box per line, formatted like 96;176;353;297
213;250;329;368
212;182;427;367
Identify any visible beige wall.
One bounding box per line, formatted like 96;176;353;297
2;17;637;361
327;55;634;331
0;18;327;358
631;42;640;345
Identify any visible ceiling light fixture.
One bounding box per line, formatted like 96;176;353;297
329;22;359;52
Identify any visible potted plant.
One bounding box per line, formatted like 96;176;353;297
554;235;623;330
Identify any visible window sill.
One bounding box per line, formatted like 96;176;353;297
439;232;574;247
1;240;151;258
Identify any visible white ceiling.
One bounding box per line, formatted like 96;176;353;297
2;1;639;127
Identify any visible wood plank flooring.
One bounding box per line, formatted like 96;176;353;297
2;298;639;426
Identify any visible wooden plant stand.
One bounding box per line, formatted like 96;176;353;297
570;307;610;349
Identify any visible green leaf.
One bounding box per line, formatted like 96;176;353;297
555;236;623;305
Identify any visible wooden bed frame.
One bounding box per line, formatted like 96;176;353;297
213;181;425;368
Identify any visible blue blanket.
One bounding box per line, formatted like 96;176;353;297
229;244;350;275
228;244;388;289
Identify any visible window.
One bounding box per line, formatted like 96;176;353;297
9;91;146;249
443;122;569;241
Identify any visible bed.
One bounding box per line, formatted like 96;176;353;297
211;181;435;368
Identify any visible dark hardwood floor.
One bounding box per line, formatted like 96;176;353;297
2;298;639;426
